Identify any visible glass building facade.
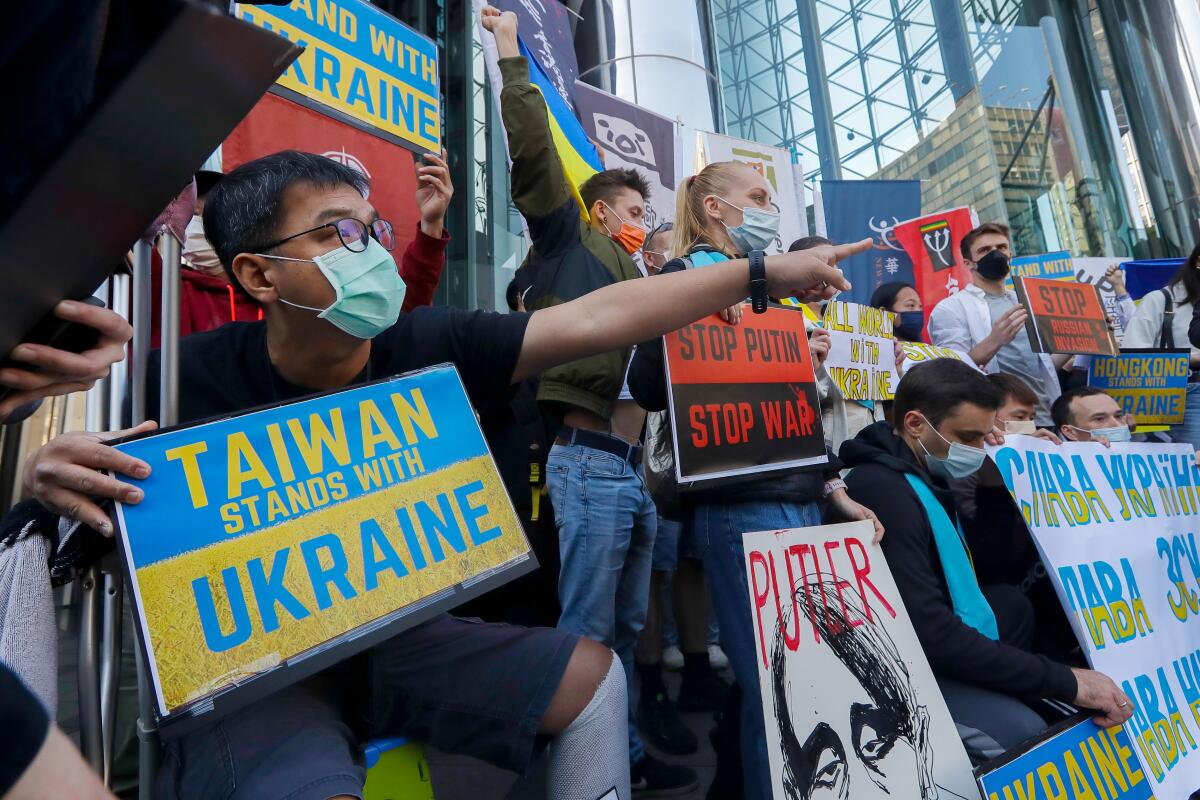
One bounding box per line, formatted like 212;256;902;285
379;0;1200;311
709;0;1200;260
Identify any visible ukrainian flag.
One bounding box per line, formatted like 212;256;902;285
517;37;602;220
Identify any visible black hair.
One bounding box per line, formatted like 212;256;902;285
194;170;223;198
1167;242;1200;305
580;168;650;214
774;579;935;798
202;150;370;288
960;222;1010;261
987;373;1038;408
1051;386;1109;430
505;277;521;312
868;281;915;311
892;359;1003;430
788;235;832;252
644;221;673;251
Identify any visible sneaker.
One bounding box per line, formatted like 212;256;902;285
631;753;700;797
677;668;732;713
638;691;698;755
708;644;730;671
662;645;684;671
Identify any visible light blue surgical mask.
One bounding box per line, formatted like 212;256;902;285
259;238;406;339
1068;423;1132;443
917;414;987;479
716;196;781;253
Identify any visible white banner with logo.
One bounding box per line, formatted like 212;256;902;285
696;131;804;256
573;81;684;238
988;437;1200;799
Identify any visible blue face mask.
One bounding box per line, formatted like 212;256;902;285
1069;424;1132;443
895;310;925;342
260;238;406;339
716;196;781;253
917;414;987;479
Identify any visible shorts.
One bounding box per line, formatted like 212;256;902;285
157;614;579;800
650;515;703;572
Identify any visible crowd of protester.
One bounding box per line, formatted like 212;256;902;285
3;5;1200;799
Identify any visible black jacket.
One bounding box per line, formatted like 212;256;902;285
627;248;839;506
840;422;1078;702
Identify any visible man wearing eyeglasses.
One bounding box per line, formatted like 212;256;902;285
19;146;863;799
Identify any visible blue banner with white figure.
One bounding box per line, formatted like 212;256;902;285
821;179;921;306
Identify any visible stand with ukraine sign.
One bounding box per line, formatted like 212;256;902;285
233;1;440;153
110;365;532;732
988;436;1200;798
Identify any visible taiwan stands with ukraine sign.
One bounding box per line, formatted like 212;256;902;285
233;0;440;154
111;366;531;733
664;304;827;482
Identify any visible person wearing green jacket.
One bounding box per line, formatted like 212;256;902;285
483;6;698;793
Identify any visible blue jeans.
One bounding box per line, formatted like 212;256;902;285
1169;384;1200;448
547;442;656;764
693;499;823;800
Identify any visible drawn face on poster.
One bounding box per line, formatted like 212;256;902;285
746;522;978;800
771;580;942;798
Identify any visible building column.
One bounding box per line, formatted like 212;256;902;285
795;0;840;179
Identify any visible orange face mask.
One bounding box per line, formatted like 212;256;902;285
600;202;647;254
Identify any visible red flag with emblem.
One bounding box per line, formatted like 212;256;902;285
892;207;977;335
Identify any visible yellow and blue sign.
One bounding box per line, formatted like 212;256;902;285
1011;250;1076;282
977;717;1154;799
1088;349;1190;426
113;365;528;718
234;0;440;152
517;37;602;218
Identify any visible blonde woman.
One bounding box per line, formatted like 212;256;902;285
627;161;883;800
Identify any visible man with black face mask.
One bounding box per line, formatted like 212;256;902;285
927;223;1072;427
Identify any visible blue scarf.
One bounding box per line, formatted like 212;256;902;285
685;249;729;268
904;474;999;640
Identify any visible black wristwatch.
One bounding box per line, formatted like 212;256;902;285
748;249;768;314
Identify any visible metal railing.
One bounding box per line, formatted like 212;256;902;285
76;229;181;797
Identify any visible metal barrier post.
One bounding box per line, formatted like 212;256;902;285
78;279;116;777
130;237;160;798
77;563;104;773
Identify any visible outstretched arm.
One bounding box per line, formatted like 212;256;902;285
514;241;871;381
483;6;578;250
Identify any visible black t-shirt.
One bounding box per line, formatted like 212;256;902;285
0;663;49;794
143;307;531;425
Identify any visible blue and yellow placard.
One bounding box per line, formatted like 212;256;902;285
1011;250;1075;282
233;0;440;152
113;365;528;719
1088;349;1189;425
977;716;1154;799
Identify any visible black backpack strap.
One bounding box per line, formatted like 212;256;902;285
1160;287;1175;350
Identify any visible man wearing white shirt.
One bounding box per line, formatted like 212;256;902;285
928;223;1073;427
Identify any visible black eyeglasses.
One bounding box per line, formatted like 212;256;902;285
260;217;396;254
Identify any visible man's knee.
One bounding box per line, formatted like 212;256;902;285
541;637;616;734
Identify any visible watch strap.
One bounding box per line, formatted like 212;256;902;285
748;250;768;314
